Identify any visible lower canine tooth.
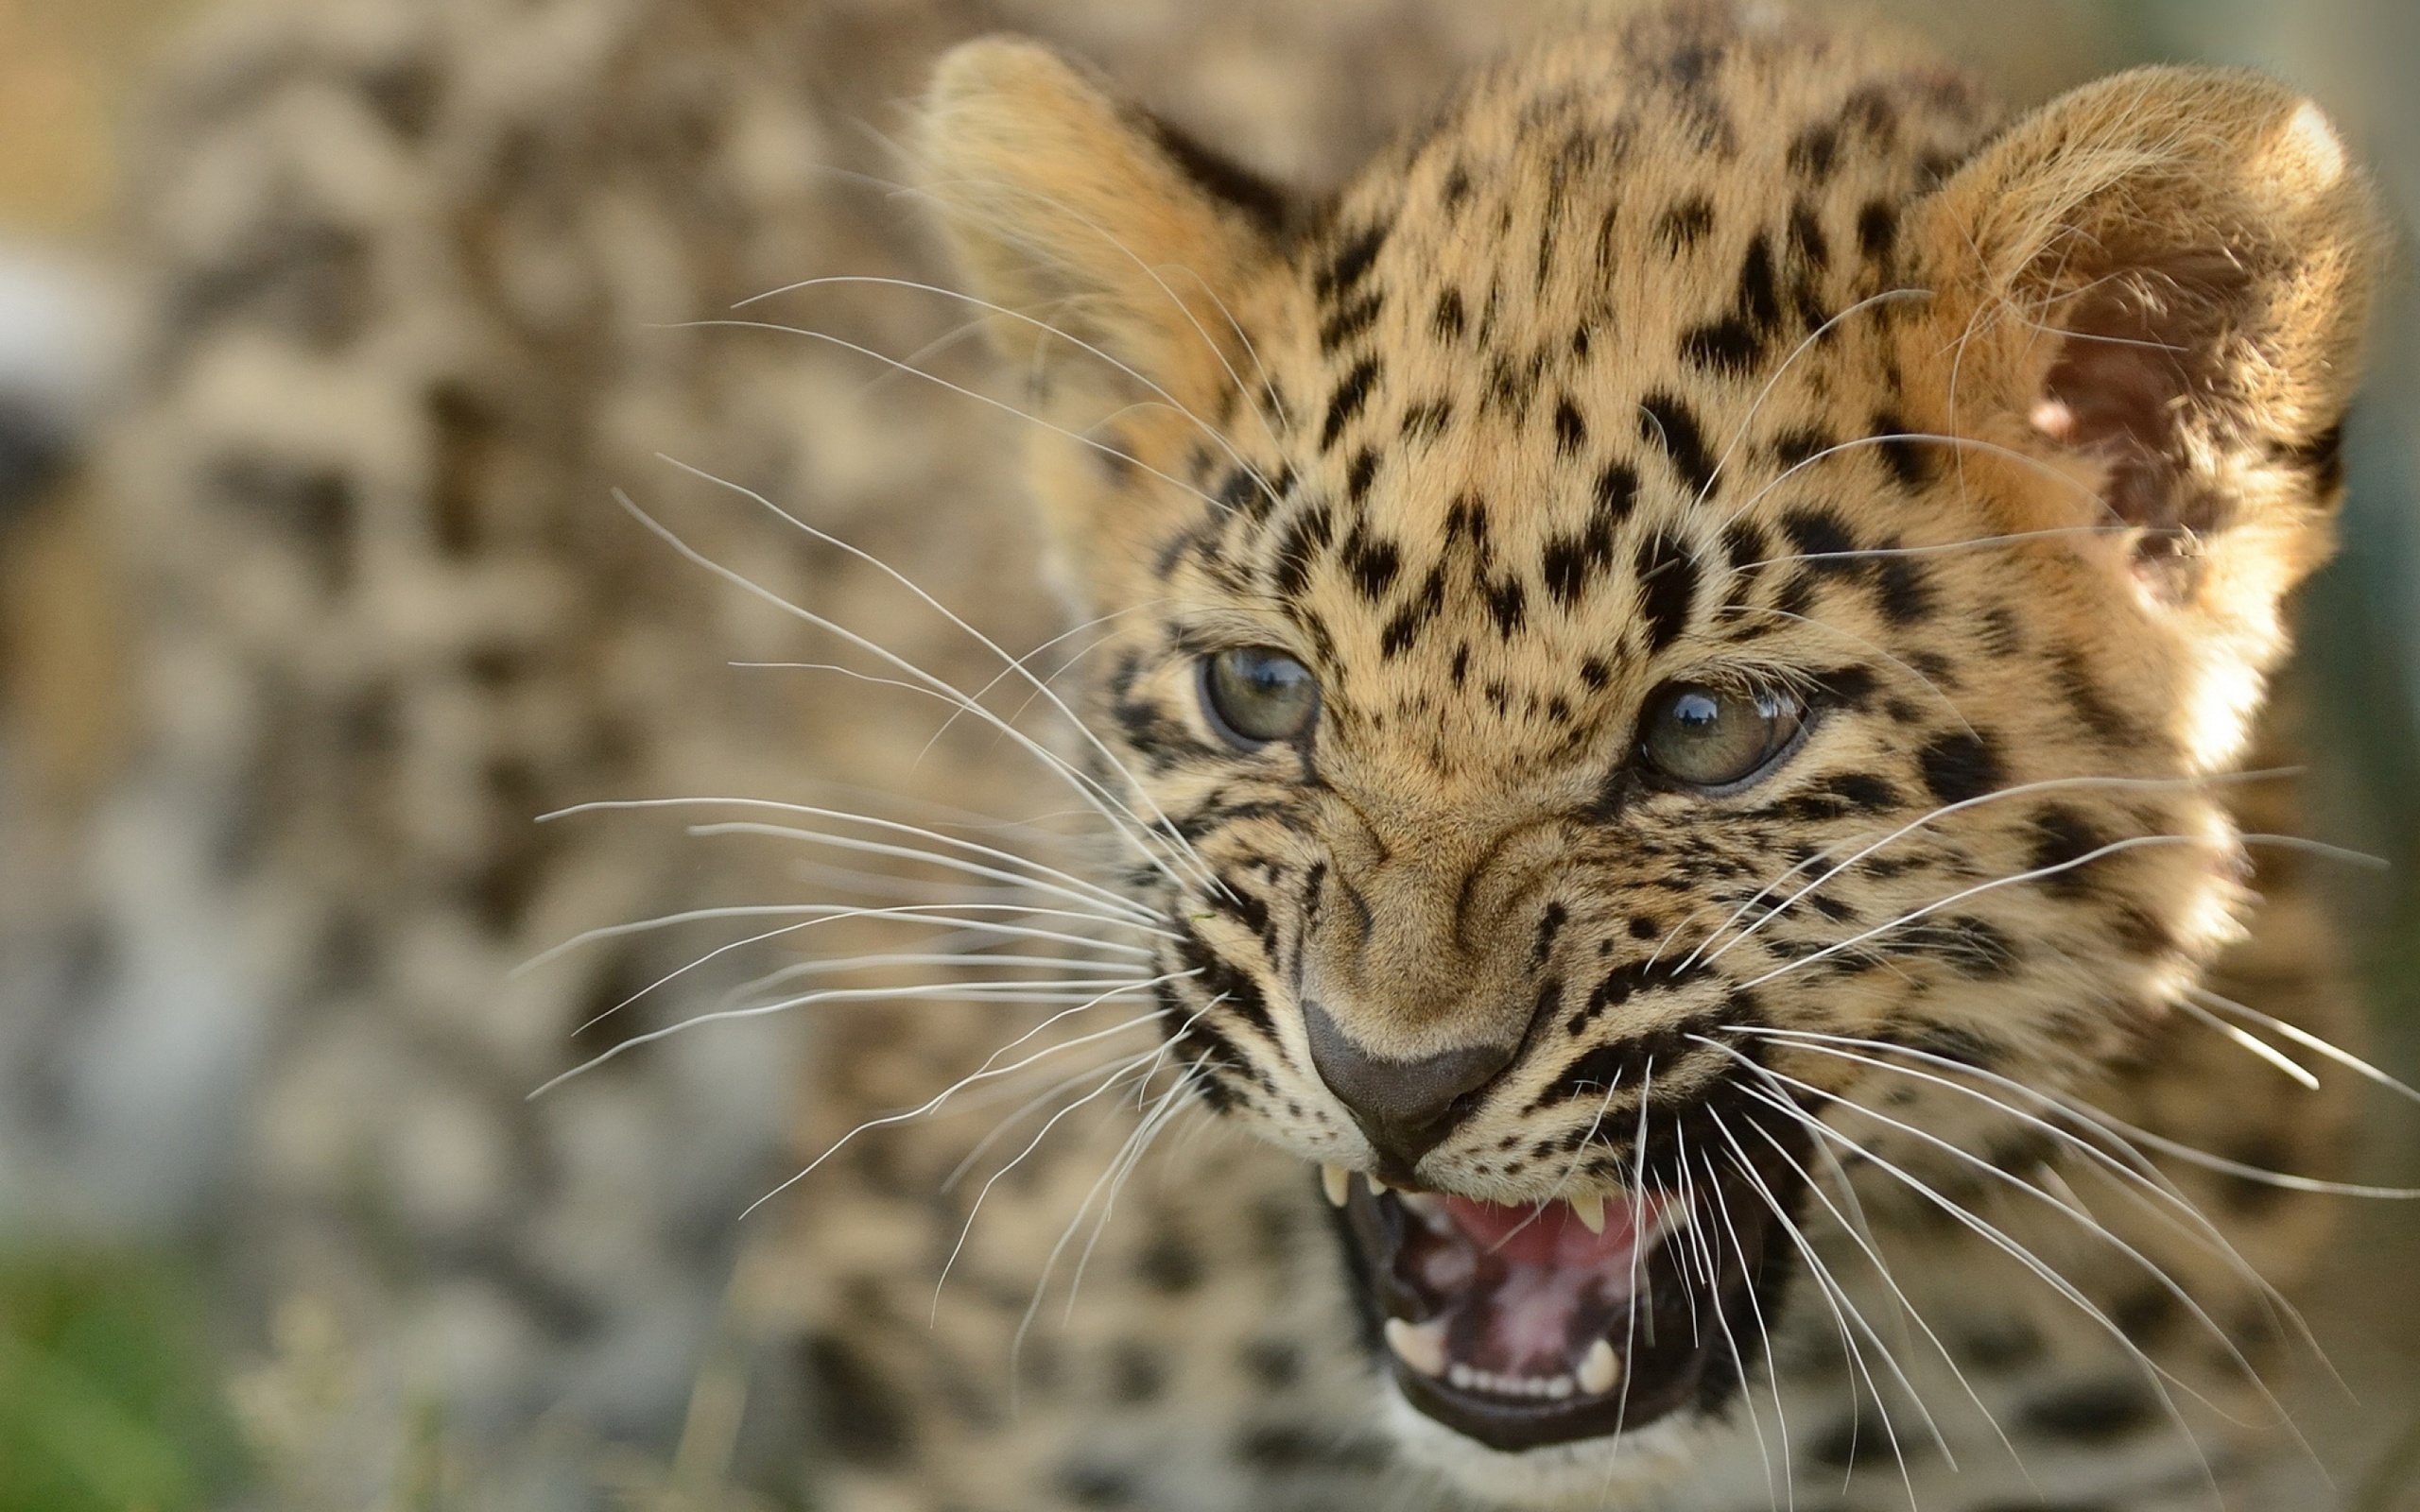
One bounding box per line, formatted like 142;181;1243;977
1570;1192;1607;1234
1366;1172;1391;1196
1321;1164;1351;1209
1383;1317;1448;1378
1579;1338;1620;1395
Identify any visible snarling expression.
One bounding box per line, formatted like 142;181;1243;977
923;4;2375;1476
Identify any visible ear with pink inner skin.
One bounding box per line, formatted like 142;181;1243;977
1912;65;2383;611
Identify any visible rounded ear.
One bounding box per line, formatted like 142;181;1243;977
918;38;1292;407
1911;65;2384;602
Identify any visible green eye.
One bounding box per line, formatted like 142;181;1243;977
1201;647;1321;747
1638;683;1805;790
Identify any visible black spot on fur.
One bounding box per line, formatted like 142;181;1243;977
1789;201;1830;269
1788;122;1840;181
1553;397;1587;455
1856;199;1896;262
1579;656;1610;690
1873;556;1934;623
1380;563;1447;658
804;1332;914;1467
1135;1228;1205;1293
1270;505;1333;598
1735;232;1781;331
1432;288;1466;341
1682;317;1765;374
2285;422;2345;495
1147;115;1293;234
1870;412;1932;488
2053;648;2135;747
1317;223;1390;302
1400;398;1454;439
1532;903;1569;969
1319;291;1383;352
1779;507;1859;576
2028;806;2108;897
1486;576;1527;638
1654;195;1715;254
1916;730;2004;805
1634;532;1700;654
1345;448;1380;505
1341;524;1400;601
1772;426;1834;469
1542;463;1637;606
1321;358;1379;450
2018;1378;2160;1443
1638;392;1716;497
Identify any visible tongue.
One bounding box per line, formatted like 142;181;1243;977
1443;1195;1646;1268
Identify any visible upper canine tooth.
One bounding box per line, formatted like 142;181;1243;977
1366;1173;1392;1196
1578;1338;1620;1395
1383;1317;1448;1378
1570;1192;1607;1235
1321;1164;1351;1209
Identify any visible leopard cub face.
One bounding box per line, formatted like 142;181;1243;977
921;3;2378;1492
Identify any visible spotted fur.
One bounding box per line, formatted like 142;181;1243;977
50;0;2387;1507
906;4;2385;1505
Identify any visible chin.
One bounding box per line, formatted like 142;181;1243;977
1381;1390;1715;1509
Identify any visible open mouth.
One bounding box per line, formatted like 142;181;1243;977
1326;1158;1802;1452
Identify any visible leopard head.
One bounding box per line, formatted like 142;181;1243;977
919;6;2380;1495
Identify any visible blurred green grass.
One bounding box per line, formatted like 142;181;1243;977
0;1248;246;1512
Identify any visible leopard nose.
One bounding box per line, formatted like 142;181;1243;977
1302;1000;1516;1171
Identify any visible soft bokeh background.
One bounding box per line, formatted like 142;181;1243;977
0;1;2412;1507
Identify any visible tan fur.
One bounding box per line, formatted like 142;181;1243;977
913;4;2386;1504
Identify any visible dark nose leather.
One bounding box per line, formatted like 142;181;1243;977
1302;1000;1516;1171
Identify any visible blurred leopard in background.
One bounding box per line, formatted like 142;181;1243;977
3;0;2392;1508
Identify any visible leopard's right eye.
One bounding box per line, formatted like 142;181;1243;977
1636;682;1805;792
1200;647;1321;748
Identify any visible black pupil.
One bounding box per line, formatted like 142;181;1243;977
1207;648;1318;744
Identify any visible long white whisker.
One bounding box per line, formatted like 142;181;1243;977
1710;1041;2293;1435
1728;1026;2317;1341
683;819;1154;922
1694;287;1935;507
532;978;1165;1100
2188;986;2420;1106
2173;993;2321;1091
1710;1116;1939;1498
710;277;1285;514
1696;769;2300;970
547;795;1155;921
610;491;1202;896
1736;832;2219;992
654;455;1225;895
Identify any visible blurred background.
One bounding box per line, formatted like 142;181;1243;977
0;0;2412;1507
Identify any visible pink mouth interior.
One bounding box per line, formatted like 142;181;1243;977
1402;1194;1666;1388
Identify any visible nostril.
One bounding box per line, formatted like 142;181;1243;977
1301;1001;1517;1164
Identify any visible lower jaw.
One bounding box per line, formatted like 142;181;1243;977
1329;1177;1793;1453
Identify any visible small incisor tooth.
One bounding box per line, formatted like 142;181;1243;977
1569;1192;1607;1234
1578;1338;1620;1395
1384;1317;1448;1378
1321;1164;1352;1209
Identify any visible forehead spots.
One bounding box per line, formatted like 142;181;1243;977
1320;357;1379;451
1634;531;1700;654
1637;392;1716;497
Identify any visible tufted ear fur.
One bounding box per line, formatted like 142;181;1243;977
1910;66;2383;614
919;39;1293;414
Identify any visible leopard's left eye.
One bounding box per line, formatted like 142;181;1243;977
1637;682;1806;791
1200;646;1321;748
